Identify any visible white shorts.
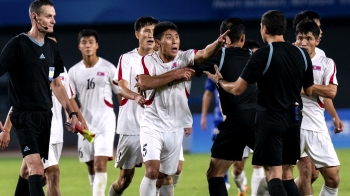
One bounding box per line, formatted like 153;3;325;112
115;135;143;169
300;128;340;168
140;127;184;175
43;143;63;169
242;146;250;159
78;131;115;162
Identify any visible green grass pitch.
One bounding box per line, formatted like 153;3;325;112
1;149;349;195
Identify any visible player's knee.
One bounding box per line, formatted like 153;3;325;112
324;174;340;188
145;167;159;179
20;167;30;179
46;166;60;183
163;175;173;185
311;170;319;183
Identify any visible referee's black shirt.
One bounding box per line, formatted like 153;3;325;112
0;33;64;111
196;47;258;116
240;42;314;112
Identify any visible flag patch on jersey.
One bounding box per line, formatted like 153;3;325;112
312;65;321;71
97;72;105;76
171;62;177;69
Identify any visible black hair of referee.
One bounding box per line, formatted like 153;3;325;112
0;1;80;196
204;10;314;196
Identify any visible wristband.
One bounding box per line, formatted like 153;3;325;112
216;78;223;88
69;112;78;119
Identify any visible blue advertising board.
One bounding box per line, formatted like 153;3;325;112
1;0;350;26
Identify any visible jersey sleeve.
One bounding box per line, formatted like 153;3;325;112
240;48;269;84
302;50;314;89
68;67;77;98
108;63;120;94
0;37;18;76
180;49;196;68
115;54;132;83
141;55;155;76
52;41;64;79
204;77;216;92
323;58;338;85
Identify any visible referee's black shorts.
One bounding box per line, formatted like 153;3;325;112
10;108;53;160
252;111;301;166
211;108;256;161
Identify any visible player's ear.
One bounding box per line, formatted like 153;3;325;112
240;34;245;44
96;42;99;50
315;36;321;46
135;31;140;39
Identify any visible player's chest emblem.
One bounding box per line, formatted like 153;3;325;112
312;65;322;71
97;71;105;76
171;62;177;70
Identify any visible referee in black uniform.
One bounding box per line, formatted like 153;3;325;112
205;10;314;196
195;18;258;196
0;1;79;196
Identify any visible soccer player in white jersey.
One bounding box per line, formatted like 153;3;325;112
69;29;119;196
295;19;342;196
108;16;158;196
135;21;229;196
292;11;343;196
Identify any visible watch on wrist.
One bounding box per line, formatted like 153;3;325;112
69;112;79;119
216;78;223;88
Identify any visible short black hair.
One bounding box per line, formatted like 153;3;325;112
243;40;260;50
134;16;159;32
220;18;245;43
154;21;178;40
261;10;286;36
293;11;321;30
295;19;320;40
29;0;54;18
78;29;99;43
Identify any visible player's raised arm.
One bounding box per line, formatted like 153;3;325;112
194;30;230;64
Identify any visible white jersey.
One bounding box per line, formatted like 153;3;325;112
50;67;73;144
316;47;326;57
140;50;195;132
115;49;148;135
68;57;119;134
301;52;338;132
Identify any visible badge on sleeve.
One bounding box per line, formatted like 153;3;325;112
48;67;55;81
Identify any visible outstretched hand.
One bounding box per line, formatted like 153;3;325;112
203;64;223;84
0;121;10;150
217;30;230;47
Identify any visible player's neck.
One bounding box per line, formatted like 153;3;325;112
265;35;285;44
309;50;316;59
83;55;99;68
226;42;243;49
158;53;175;63
27;27;46;43
137;47;154;56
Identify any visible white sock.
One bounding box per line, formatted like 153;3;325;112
257;177;269;196
320;184;338;196
89;174;95;190
172;173;182;188
159;185;174;196
251;167;265;196
108;184;122;196
156;187;160;196
93;172;107;196
233;170;246;193
140;176;157;196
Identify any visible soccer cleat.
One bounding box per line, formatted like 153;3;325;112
237;185;248;196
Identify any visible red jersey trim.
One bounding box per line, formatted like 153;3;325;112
141;56;150;75
104;99;114;108
69;84;74;97
120;98;128;106
185;86;189;98
112;80;118;86
193;49;198;55
317;96;324;108
144;93;155;106
329;63;336;84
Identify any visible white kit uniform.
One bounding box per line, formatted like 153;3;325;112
43;67;72;169
69;58;119;162
300;52;340;168
140;50;195;175
114;49;146;169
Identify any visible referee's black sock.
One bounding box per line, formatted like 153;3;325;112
282;179;301;196
28;175;45;196
15;175;30;196
208;177;228;196
268;178;288;196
